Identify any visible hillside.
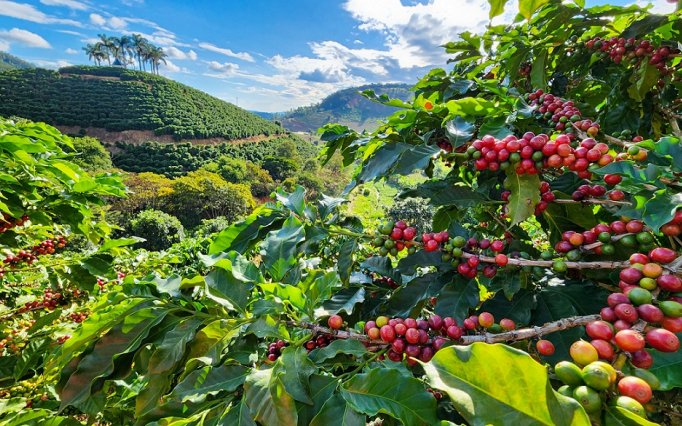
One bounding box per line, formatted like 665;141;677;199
0;66;283;141
0;52;34;71
279;83;412;132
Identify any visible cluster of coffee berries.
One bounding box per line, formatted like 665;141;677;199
585;37;677;74
0;214;29;234
17;288;64;313
611;129;644;143
304;334;334;352
426;388;444;400
96;271;126;291
436;137;453;153
571;119;601;137
0;378;50;406
661;210;682;237
372;274;398;289
553;220;654;261
554;357;654;419
2;236;67;271
467;133;612;178
68;311;88;323
615;145;649;162
441;236;508;279
526;90;590;133
421;230;450;253
265;340;288;362
519;62;531;77
372;220;418;256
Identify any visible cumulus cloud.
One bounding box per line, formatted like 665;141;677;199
32;59;72;69
635;0;676;13
90;13;128;30
343;0;515;68
164;46;198;60
40;0;88;10
65;47;78;54
198;42;255;62
0;1;82;26
206;60;239;75
0;28;51;49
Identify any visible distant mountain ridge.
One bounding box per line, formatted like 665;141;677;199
0;65;283;142
0;52;34;71
278;83;413;132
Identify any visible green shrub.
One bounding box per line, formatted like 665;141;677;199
387;198;434;233
129;209;185;251
262;156;299;181
69;136;113;171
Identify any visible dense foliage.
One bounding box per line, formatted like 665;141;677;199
68;136;113;171
128;209;185;251
111;135;316;176
1;1;682;425
0;66;283;140
82;33;167;74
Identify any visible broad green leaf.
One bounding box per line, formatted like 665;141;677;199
59;306;168;412
445;117;475;147
244;368;298;426
303;271;341;318
273;347;317;404
338;239;357;285
531;49;548;89
171;364;249;403
205;267;254;313
642;191;681;232
604;406;657;426
519;0;550;20
445;97;496;117
98;237;144;252
308;339;369;364
310;394;365;426
14;337;49;379
356;142;410;184
275;186;307;217
628;63;659;102
434;279;480;323
622;15;670;39
316;287;365;317
296;375;340;426
393;144;441;175
261;215;306;281
135;317;203;416
400;180;486;208
505;170;541;226
209;207;286;254
423;343;590;425
383;273;445;318
220;400;256;426
488;0;509;19
340;367;438;425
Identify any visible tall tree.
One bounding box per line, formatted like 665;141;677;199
131;33;148;71
97;33;115;65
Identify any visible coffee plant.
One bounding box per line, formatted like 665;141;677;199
1;1;682;425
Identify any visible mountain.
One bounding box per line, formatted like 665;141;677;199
279;83;412;133
0;66;283;142
0;52;34;71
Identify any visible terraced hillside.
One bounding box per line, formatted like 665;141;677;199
0;66;283;141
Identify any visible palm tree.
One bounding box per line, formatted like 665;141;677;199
97;33;116;65
117;35;133;68
146;46;167;74
131;33;148;71
82;43;99;65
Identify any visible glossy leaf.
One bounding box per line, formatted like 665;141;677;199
505;170;541;226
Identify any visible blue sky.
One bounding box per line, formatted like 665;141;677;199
0;0;674;112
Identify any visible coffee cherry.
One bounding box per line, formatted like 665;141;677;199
618;376;652;404
328;315;343;330
536;339;555;356
615;329;646;352
645;328;680;352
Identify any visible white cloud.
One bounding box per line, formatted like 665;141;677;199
65;47;78;54
0;1;82;26
164;46;198;60
198;42;255;62
58;29;85;37
343;0;515;68
90;13;128;30
40;0;88;10
206;60;239;75
89;13;106;26
31;58;71;69
162;59;180;72
0;28;51;49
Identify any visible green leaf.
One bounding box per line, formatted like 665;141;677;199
488;0;509;19
604;406;658;426
642;191;681;232
338;239;357;285
531;50;548;89
209;207;286;254
205;267;254;314
273;347;317;404
59;306;168;412
622;15;670;39
310;394;365;426
171;364;249;403
445;117;476;147
261;215;306;281
648;334;682;391
423;343;590;425
220;400;256;426
505;170;541;226
296;374;339;426
14;338;49;379
275;186;306;217
309;339;369;364
445;97;497;117
356;143;410;184
480;289;535;325
316;287;365;317
401;180;486;208
244;368;298;426
135;317;203;416
393;144;441;176
98;237;144;253
434;279;481;323
304;271;341;318
519;0;550;20
628;63;659;102
340;367;438;426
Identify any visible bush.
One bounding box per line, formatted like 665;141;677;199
128;209;184;251
262;156;299;181
69;136;113;171
192;217;231;237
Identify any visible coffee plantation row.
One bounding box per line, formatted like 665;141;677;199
0;66;283;140
1;0;682;425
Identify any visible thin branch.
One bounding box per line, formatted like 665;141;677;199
460;251;629;270
658;106;682;138
553;198;632;207
287;314;601;346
